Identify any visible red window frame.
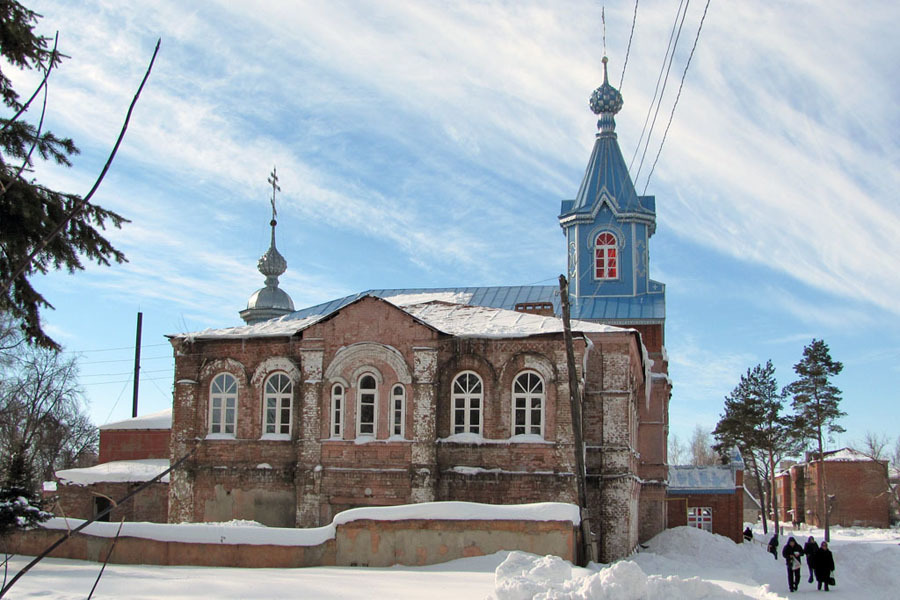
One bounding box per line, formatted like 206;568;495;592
594;232;618;279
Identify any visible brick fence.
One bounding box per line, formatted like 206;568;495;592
7;518;575;569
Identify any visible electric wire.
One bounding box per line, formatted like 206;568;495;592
618;0;640;92
628;0;687;174
642;0;711;194
633;0;691;185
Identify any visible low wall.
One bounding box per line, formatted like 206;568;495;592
7;518;575;569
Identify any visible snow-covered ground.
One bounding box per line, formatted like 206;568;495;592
5;524;899;599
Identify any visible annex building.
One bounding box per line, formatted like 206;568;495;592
54;58;672;563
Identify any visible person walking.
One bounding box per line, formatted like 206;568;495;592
814;541;835;592
743;527;753;542
767;534;779;560
803;536;819;583
782;536;804;592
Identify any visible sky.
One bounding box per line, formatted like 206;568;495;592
9;0;899;452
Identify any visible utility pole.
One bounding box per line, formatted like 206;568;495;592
559;274;593;565
132;311;142;418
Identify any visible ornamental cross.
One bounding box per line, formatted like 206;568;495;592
267;166;281;220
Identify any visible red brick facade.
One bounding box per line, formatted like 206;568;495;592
666;469;744;543
166;296;668;561
99;429;170;463
775;450;890;528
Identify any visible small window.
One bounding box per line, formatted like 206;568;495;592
357;374;377;437
263;373;292;436
688;507;713;532
209;373;238;436
331;384;344;438
451;371;482;435
391;384;405;437
595;232;618;280
512;371;544;437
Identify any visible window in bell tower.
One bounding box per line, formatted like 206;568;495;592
594;232;618;279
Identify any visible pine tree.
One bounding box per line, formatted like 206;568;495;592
713;360;800;535
0;0;127;351
785;339;845;542
0;451;51;537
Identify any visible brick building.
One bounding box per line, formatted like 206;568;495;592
666;451;745;543
164;57;671;563
775;448;891;528
51;409;172;523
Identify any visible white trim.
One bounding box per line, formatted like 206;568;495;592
209;372;238;437
262;372;292;437
391;383;406;438
451;371;483;436
330;383;345;438
356;373;378;438
512;370;544;438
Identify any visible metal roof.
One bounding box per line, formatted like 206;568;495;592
287;285;664;324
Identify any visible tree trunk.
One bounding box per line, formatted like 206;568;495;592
768;451;780;535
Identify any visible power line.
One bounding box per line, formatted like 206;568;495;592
79;354;172;366
628;0;687;174
64;342;170;354
618;0;640;92
80;368;171;379
642;0;711;194
633;0;691;185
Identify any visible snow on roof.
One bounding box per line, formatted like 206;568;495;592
823;448;875;462
332;501;580;526
170;313;325;340
401;301;624;338
56;459;170;486
382;291;474;307
100;408;172;430
40;501;578;547
174;298;627;341
668;466;735;492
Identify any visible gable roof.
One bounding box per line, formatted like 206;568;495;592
171;293;628;342
668;465;736;495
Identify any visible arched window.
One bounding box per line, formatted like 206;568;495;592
209;373;238;436
594;232;618;280
263;373;292;436
331;384;345;438
391;384;405;438
512;371;544;437
451;371;483;435
357;374;377;437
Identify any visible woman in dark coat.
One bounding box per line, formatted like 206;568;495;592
781;536;804;592
767;534;779;560
803;536;819;583
814;541;835;591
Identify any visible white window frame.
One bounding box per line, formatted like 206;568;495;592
688;506;713;532
209;372;238;437
594;231;618;280
512;371;544;437
330;383;345;438
357;374;377;437
391;384;405;438
451;371;483;435
262;372;292;438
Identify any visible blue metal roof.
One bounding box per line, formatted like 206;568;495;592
287;284;664;324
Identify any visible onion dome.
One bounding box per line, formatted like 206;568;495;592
240;213;295;325
589;56;623;135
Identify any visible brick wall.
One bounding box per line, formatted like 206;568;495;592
8;518;574;568
50;481;169;523
666;491;742;543
774;459;890;528
99;430;171;463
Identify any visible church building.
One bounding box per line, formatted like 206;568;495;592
166;58;671;562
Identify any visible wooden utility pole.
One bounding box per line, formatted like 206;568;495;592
132;311;142;418
558;274;593;565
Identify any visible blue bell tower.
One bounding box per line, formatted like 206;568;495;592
558;57;665;324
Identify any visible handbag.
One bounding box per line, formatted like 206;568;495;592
828;573;836;587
